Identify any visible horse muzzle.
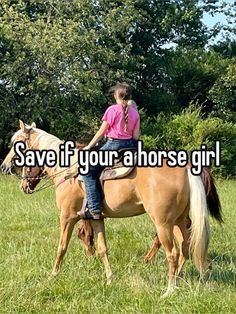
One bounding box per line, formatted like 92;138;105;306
20;180;34;194
21;185;34;194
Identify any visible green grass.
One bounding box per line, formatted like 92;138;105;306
0;175;235;313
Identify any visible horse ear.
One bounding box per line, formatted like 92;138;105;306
31;122;36;128
19;120;26;132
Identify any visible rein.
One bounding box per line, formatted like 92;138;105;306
31;163;79;193
10;165;71;193
24;164;78;194
32;167;75;193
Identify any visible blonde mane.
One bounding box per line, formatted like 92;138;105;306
12;127;79;174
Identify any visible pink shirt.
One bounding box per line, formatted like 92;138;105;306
102;104;140;139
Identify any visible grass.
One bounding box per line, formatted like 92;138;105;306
0;175;235;313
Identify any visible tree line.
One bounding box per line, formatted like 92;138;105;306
0;0;235;175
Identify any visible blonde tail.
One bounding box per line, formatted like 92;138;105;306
188;169;210;272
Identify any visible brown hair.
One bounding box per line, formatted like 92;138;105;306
112;83;132;132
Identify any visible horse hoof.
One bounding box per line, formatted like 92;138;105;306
48;274;57;281
51;270;59;278
144;255;153;263
160;291;172;298
107;276;113;285
160;287;176;298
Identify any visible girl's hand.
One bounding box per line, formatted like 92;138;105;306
83;121;109;150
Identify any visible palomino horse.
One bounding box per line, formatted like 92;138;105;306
1;121;222;297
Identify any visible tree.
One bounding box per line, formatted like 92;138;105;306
0;0;235;153
208;60;236;121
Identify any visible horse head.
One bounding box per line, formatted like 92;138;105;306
77;220;95;256
20;163;45;194
1;120;45;194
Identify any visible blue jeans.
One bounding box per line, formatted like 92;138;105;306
82;139;137;213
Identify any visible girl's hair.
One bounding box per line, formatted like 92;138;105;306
112;83;132;132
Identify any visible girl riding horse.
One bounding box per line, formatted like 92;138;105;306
79;83;140;220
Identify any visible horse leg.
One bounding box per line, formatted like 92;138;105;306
51;212;78;277
91;220;112;285
173;221;190;276
144;217;191;263
155;224;179;298
144;233;162;262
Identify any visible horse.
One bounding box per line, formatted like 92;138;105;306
1;120;222;297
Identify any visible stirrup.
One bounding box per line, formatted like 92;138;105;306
77;207;103;220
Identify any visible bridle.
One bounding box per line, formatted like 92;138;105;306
12;128;71;193
21;129;45;179
11;128;46;193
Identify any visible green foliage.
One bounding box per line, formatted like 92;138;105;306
0;0;235;177
211;40;236;58
141;105;236;177
208;60;236;122
164;49;229;109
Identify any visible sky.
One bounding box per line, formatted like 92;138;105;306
202;0;235;42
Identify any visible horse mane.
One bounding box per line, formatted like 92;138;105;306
14;128;67;169
12;127;87;174
35;130;63;150
34;132;86;174
11;127;57;148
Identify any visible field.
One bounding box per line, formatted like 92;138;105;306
0;175;235;313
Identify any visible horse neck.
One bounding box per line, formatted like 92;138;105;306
44;165;63;185
34;132;78;186
45;152;80;188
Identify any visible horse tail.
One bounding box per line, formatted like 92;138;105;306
200;167;223;223
187;169;210;272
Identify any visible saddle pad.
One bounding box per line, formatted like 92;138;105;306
77;165;135;182
100;165;135;180
77;153;137;181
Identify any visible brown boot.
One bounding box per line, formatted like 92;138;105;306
78;208;103;220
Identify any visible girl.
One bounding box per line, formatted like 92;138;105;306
78;83;140;220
